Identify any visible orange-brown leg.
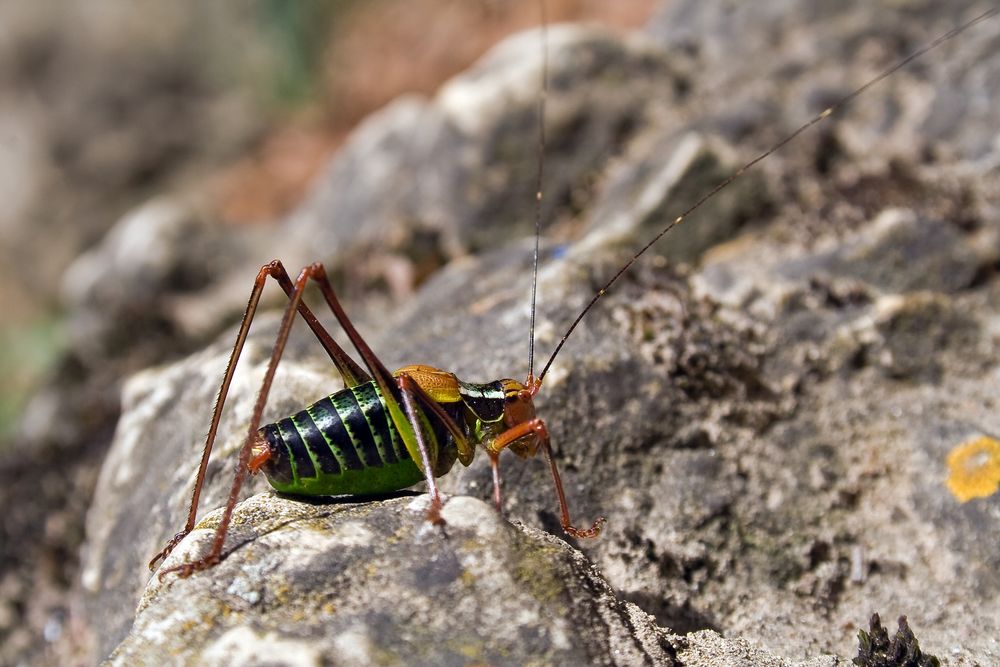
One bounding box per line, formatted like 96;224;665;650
489;418;606;538
148;260;370;574
157;263;327;579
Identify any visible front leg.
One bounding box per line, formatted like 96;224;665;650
148;530;190;571
488;418;606;539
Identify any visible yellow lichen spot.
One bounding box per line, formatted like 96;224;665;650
946;436;1000;502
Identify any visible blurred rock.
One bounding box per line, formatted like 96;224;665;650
0;1;266;321
277;25;681;285
52;24;684;387
61;197;255;368
0;4;298;664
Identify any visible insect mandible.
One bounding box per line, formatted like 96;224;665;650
149;4;999;579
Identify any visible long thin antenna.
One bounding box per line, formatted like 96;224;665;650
527;0;549;381
536;6;998;383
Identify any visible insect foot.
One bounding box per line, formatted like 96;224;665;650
425;496;447;527
157;553;221;582
149;528;225;582
147;530;190;571
563;516;607;539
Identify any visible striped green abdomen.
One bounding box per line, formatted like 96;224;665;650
257;381;455;496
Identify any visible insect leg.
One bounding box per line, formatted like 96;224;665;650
490;418;606;539
488;452;502;511
264;261;370;388
157;263;322;578
397;377;445;525
148;260;369;572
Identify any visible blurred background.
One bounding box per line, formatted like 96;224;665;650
0;2;655;664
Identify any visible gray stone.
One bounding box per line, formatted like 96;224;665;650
109;495;857;667
110;494;679;667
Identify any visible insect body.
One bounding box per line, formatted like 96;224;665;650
251;369;546;499
254;375;463;497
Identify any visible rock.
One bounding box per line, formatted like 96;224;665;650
582;130;768;265
108;494;862;667
683;225;1000;662
819;209;986;295
280;24;680;275
645;0;1000;163
61;197;257;367
110;494;680;666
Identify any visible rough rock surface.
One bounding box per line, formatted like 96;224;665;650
110;495;854;667
70;0;1000;665
111;494;677;667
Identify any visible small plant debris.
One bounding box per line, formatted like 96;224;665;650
854;613;940;667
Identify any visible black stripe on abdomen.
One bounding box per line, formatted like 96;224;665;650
329;391;383;468
261;379;461;483
351;383;398;465
286;412;339;476
275;416;317;480
309;396;367;470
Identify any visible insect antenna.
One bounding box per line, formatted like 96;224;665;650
527;0;548;384
536;6;999;384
